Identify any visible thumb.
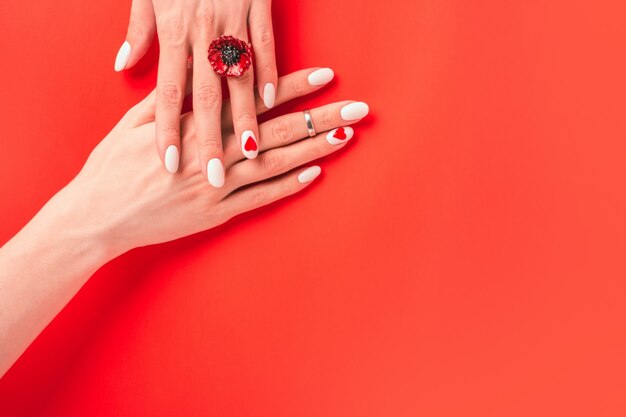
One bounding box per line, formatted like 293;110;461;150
114;0;156;72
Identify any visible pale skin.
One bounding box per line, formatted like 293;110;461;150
0;68;368;378
116;0;277;185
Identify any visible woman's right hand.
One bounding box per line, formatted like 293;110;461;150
115;0;279;187
66;68;369;260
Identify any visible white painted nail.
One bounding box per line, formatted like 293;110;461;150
164;145;179;173
307;68;334;86
298;166;322;184
263;83;275;109
340;102;369;121
326;126;354;145
114;41;131;72
241;130;258;159
207;158;225;188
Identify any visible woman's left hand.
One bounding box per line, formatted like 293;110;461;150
73;68;367;258
0;67;369;377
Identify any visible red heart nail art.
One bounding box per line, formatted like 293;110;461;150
333;127;347;140
244;136;257;151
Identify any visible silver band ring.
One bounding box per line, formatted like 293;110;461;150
303;109;316;137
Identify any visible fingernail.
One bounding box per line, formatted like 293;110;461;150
326;126;354;145
307;68;334;86
114;41;131;72
164;145;179;173
207;158;225;188
263;83;275;109
340;102;369;121
298;166;322;184
241;130;258;159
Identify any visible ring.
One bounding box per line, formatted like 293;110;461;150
303;110;316;137
208;35;253;78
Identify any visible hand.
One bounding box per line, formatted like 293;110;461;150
72;68;369;257
0;68;368;376
114;0;279;188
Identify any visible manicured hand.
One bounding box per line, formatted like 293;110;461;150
0;68;368;378
75;68;369;256
114;0;278;188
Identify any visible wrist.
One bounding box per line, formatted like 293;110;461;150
36;180;124;267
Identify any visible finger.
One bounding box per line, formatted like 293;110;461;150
221;67;335;126
249;0;277;109
219;166;322;217
127;67;336;132
154;24;189;173
225;126;354;191
121;69;195;129
193;40;224;187
125;67;335;129
226;33;260;160
115;0;156;71
223;100;369;162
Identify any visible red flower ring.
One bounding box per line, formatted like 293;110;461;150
208;35;253;77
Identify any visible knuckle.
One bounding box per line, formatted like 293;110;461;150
159;126;180;140
258;27;275;49
127;17;144;37
250;190;268;205
157;14;185;45
195;84;221;109
195;7;215;30
236;111;256;124
198;137;221;156
289;77;307;95
158;82;183;106
270;119;293;144
319;107;334;127
261;152;285;174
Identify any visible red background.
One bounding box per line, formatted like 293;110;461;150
2;0;626;415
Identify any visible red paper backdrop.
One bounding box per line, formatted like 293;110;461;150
2;0;626;415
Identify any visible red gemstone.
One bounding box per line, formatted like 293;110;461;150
244;136;257;151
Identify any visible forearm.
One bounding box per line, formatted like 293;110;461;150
0;182;112;377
